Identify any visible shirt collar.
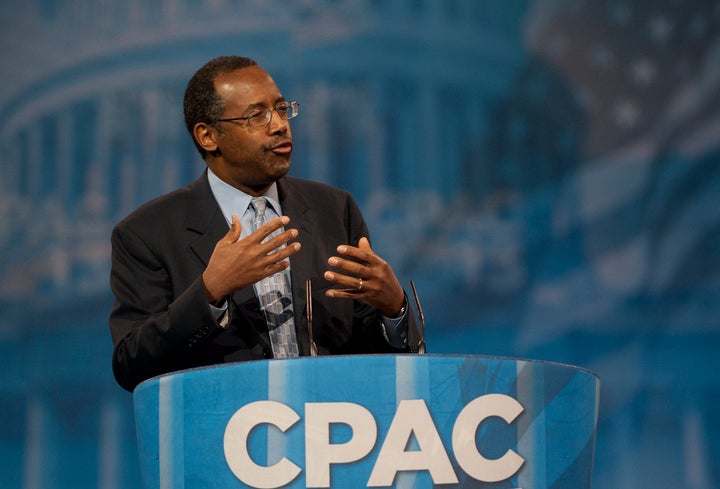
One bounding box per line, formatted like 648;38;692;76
207;168;282;225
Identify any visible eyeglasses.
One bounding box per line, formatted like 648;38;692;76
215;101;299;128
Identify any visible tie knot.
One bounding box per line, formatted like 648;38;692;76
251;197;267;216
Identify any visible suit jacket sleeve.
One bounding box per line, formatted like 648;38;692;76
109;218;222;391
282;178;421;356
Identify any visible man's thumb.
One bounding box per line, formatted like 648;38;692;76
227;215;242;242
358;236;372;251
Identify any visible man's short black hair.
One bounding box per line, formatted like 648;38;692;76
183;56;258;158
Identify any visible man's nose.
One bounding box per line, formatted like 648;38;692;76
267;110;289;134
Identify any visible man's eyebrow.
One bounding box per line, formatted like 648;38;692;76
244;102;268;112
243;97;286;112
244;96;285;113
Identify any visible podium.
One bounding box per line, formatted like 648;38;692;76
134;355;599;488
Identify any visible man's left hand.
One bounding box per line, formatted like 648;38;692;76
324;237;405;317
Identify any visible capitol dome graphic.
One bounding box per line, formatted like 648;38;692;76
0;0;528;303
0;2;535;487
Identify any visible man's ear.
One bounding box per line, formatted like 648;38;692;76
193;123;220;154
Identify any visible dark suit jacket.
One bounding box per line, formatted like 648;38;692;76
109;172;420;391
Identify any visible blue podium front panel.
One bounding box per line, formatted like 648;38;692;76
133;355;599;489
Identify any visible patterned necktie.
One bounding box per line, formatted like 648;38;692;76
250;197;299;358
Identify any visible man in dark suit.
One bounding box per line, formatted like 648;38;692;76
109;56;419;392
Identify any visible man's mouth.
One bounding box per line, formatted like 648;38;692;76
268;140;293;155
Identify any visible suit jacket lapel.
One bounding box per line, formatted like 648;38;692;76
278;178;314;354
186;172;272;355
186;172;227;267
186;172;259;307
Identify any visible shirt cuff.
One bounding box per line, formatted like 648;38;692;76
380;297;409;348
209;298;230;328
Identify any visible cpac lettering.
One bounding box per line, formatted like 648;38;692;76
223;394;524;488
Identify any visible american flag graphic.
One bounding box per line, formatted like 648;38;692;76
527;0;720;157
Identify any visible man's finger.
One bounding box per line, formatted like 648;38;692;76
264;240;302;262
357;237;387;265
227;214;242;242
323;271;365;292
256;228;299;256
358;236;372;252
335;238;381;266
253;216;291;242
327;256;367;277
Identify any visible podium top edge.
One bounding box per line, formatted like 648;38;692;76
133;353;600;392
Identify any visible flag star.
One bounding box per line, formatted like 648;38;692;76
673;60;691;82
590;44;615;69
574;86;595;111
614;100;641;129
547;34;570;58
569;0;587;15
688;16;707;38
610;3;632;25
648;15;673;43
631;58;656;84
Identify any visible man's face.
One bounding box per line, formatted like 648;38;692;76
208;65;293;194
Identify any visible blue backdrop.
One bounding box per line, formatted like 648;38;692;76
1;1;718;488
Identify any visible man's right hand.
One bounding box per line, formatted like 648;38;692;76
202;214;301;304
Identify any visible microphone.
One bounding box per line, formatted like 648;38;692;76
409;280;426;354
306;279;318;356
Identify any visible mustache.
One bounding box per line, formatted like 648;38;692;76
265;137;293;151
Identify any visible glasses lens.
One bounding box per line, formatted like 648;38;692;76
240;102;298;127
276;102;298;120
247;110;271;127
